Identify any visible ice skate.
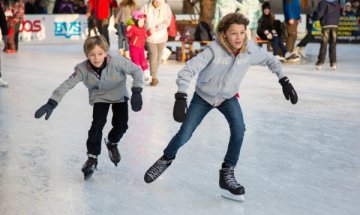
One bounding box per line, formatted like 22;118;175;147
219;162;245;202
143;69;152;86
0;77;9;87
315;64;322;71
81;155;98;180
104;138;120;166
330;63;336;70
144;155;173;183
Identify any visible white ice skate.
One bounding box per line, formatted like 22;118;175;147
0;77;9;87
143;70;152;86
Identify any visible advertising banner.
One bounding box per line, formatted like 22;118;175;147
311;15;360;43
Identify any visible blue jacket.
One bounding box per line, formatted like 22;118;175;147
312;0;340;27
283;0;301;22
176;39;285;106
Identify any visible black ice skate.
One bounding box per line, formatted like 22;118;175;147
144;155;173;183
219;162;245;202
81;155;98;181
104;138;120;166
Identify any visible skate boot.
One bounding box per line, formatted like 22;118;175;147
81;155;98;180
143;69;152;86
144;155;174;183
219;162;245;202
104;138;120;166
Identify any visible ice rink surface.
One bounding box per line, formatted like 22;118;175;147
0;41;359;215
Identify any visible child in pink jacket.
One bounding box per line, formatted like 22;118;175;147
126;11;152;85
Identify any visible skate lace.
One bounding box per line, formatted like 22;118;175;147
147;159;169;180
224;168;241;189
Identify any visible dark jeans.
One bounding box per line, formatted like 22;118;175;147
117;23;129;51
270;36;287;56
316;27;337;66
164;92;246;166
96;19;110;46
87;102;128;156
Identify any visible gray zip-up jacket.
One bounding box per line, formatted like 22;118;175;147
177;39;285;106
50;55;143;105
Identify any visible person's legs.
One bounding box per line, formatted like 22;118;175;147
316;28;330;66
86;103;110;156
329;27;337;67
108;102;128;144
0;53;8;87
163;93;213;159
129;45;141;67
286;20;298;53
217;96;245;167
270;37;280;56
144;93;213;183
147;42;159;79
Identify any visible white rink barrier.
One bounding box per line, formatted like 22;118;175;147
1;15;116;44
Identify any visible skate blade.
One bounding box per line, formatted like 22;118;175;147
221;191;244;202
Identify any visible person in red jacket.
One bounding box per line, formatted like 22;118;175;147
126;11;152;85
87;0;118;45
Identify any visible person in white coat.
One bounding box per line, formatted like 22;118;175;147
141;0;172;86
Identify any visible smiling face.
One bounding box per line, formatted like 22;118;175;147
87;45;107;68
224;24;246;51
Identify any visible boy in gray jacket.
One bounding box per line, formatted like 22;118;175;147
35;36;144;180
144;13;298;201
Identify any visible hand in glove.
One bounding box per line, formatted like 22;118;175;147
131;87;143;112
279;77;298;104
34;99;58;120
173;92;188;123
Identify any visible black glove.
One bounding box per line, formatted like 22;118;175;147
279;77;298;104
34;99;58;120
131;87;143;112
173;92;188;123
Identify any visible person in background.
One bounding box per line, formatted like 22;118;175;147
87;0;118;46
3;0;24;53
34;35;144;180
312;0;340;70
240;0;262;43
351;0;360;16
343;2;354;16
257;2;287;61
0;3;9;87
283;0;301;62
141;0;172;86
126;11;152;85
144;13;298;202
115;0;136;58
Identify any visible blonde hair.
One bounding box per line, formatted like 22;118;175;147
216;13;250;53
83;36;109;55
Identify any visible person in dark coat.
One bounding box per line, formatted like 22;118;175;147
312;0;340;70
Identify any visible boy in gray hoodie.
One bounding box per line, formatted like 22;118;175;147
144;13;298;201
35;36;144;180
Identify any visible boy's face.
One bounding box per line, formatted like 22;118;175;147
87;45;107;68
224;24;246;51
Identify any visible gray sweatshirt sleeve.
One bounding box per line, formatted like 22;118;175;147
121;57;144;88
248;42;286;79
50;67;84;103
176;47;214;93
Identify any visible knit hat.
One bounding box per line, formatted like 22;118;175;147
262;2;271;10
132;11;147;21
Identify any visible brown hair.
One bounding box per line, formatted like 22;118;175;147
83;36;109;55
216;13;249;53
120;0;136;9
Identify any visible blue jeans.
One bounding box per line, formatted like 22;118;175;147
164;92;246;166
